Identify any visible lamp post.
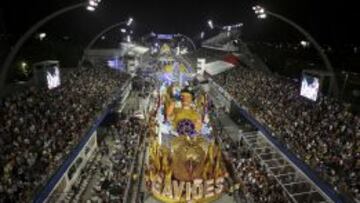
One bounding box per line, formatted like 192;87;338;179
0;0;102;91
252;5;339;97
79;17;134;66
200;31;205;39
208;20;215;30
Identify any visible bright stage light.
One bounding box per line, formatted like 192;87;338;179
300;40;310;47
21;62;27;68
208;20;214;29
258;14;267;19
86;6;95;11
253;5;266;18
89;0;98;6
39;33;46;41
127;17;134;26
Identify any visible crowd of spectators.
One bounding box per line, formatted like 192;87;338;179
213;66;360;201
0;67;130;202
52;115;144;202
224;137;291;203
209;109;291;203
78;117;144;202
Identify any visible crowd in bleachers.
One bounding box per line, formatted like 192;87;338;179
209;109;291;203
71;116;143;202
224;137;291;203
55;116;143;202
213;66;360;200
0;67;130;202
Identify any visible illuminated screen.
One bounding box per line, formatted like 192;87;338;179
46;66;61;89
300;74;320;101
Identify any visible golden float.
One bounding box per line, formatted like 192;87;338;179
146;80;228;202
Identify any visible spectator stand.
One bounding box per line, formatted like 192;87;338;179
208;78;345;203
33;79;132;203
118;79;133;113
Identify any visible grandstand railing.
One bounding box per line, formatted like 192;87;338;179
33;79;132;203
208;78;346;203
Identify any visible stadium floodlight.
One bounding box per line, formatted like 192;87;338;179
253;5;267;19
21;62;27;68
207;20;214;29
127;17;134;26
38;32;46;41
300;40;310;48
86;6;95;11
87;0;101;11
89;0;98;6
258;13;267;19
200;31;205;39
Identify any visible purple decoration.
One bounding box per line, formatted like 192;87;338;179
176;119;196;137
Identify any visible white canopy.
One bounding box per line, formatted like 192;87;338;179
120;43;149;56
204;60;235;76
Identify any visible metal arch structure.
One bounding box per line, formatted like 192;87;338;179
79;21;129;66
174;33;197;51
264;10;339;97
0;2;87;91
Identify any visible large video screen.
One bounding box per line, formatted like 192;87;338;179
46;65;61;89
300;74;320;101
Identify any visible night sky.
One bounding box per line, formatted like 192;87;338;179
0;0;359;46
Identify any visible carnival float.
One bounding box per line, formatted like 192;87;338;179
145;60;228;202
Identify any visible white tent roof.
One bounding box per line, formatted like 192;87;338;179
131;46;149;55
204;60;235;76
121;43;149;56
